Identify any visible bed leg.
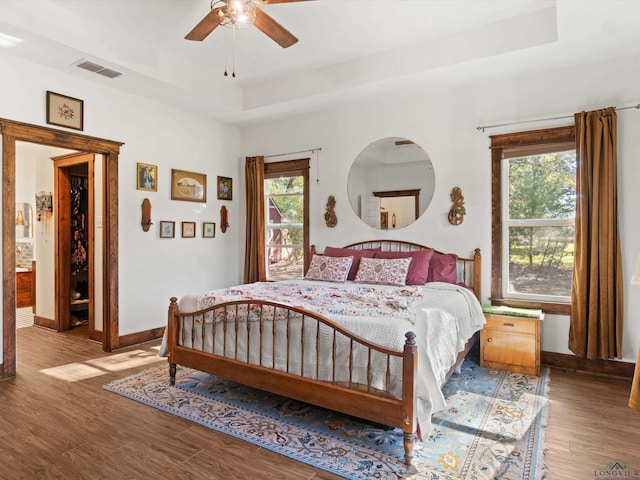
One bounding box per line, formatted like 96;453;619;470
403;431;416;466
169;363;176;386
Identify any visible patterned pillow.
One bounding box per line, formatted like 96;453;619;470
322;246;381;281
354;257;413;286
305;255;353;283
374;249;434;285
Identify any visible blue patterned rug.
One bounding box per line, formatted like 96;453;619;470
104;359;548;479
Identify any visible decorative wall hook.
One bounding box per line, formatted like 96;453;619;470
324;195;337;227
141;198;153;232
447;187;466;226
220;205;230;233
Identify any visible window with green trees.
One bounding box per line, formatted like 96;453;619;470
264;159;309;280
491;126;576;313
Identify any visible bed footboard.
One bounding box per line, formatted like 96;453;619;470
167;296;418;466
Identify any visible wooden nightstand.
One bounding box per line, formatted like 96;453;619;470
480;311;543;376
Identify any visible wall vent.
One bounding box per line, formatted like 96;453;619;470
76;60;122;78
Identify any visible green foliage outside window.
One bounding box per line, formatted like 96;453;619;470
507;151;576;297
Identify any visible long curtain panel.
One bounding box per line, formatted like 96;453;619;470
631;347;640;410
244;156;266;283
569;107;623;359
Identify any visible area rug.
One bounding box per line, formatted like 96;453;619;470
104;359;548;479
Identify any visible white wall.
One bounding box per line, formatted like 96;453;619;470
1;52;243;364
241;51;640;363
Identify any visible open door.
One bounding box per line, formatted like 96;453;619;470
52;152;96;335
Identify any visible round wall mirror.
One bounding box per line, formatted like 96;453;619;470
347;137;435;229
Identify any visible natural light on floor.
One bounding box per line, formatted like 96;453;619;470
40;346;163;382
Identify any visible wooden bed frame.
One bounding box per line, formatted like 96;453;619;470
166;240;482;467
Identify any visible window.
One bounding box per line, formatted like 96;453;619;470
490;126;576;314
264;159;309;281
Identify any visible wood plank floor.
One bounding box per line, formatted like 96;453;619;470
1;326;639;479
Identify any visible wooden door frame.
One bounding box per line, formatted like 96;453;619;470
1;118;123;379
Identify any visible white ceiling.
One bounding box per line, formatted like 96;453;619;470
2;0;640;126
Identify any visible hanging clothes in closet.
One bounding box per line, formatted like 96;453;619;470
70;175;89;276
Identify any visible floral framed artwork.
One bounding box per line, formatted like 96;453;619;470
159;221;175;238
182;221;196;238
203;222;216;238
46;91;84;131
137;163;157;191
171;169;207;202
217;176;232;201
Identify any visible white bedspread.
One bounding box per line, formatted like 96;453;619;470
162;279;485;433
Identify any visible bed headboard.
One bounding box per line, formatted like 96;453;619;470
310;240;482;301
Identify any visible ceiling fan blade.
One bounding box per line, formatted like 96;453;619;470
257;0;312;4
254;8;298;48
185;9;221;41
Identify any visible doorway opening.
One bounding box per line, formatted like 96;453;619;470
1;118;123;379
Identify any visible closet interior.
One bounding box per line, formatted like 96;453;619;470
69;165;90;328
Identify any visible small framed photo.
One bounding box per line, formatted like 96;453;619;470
203;222;216;238
159;221;175;238
182;221;196;238
217;176;233;201
380;211;388;230
171;169;207;203
46;91;84;131
137;163;158;191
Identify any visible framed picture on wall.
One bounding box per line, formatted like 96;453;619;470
137;162;158;191
203;222;216;238
182;221;196;238
159;221;175;238
380;211;389;230
46;91;84;131
217;176;232;200
171;169;207;202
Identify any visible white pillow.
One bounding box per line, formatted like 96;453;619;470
305;255;353;283
354;257;412;286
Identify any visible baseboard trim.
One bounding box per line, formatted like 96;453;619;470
117;326;165;350
542;351;635;378
34;315;56;330
89;328;103;343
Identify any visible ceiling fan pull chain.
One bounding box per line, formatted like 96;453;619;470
232;27;237;78
223;28;229;76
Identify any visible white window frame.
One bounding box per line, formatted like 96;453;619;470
501;160;575;303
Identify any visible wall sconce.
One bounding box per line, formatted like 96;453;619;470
141;198;152;232
220;205;230;233
324;195;337;227
448;187;466;226
16;209;25;226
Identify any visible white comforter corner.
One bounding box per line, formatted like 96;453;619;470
160;279;485;434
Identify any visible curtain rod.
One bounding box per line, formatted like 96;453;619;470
476;104;640;132
264;147;322;159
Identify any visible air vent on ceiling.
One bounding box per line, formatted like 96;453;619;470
75;60;122;79
96;68;122;79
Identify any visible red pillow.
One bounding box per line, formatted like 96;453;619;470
323;246;381;280
427;253;458;283
374;249;434;285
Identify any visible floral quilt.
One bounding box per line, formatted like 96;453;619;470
197;280;426;325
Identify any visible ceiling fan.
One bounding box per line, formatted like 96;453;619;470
186;0;311;48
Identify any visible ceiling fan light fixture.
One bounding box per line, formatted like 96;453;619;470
213;0;257;28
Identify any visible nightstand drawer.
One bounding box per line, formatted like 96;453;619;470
484;314;537;335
